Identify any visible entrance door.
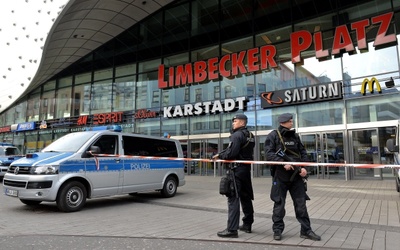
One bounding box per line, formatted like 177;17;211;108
349;127;396;179
189;139;218;176
301;132;345;179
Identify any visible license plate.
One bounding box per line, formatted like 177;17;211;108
5;188;18;197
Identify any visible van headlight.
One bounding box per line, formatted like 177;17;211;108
33;165;58;174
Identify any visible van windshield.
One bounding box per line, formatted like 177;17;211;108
42;132;95;152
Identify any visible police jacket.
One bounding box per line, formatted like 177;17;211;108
264;125;308;182
219;126;255;200
218;127;254;161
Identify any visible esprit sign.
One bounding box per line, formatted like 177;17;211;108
260;82;342;108
163;97;247;118
158;12;396;89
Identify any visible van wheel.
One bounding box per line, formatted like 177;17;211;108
57;181;87;212
161;176;177;198
20;199;42;206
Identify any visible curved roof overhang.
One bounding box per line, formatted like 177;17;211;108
19;0;174;102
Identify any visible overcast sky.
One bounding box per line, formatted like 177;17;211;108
0;0;68;114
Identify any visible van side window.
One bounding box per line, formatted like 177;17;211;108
123;136;178;157
92;135;118;155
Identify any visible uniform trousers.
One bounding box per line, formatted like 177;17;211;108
227;170;254;231
272;178;311;234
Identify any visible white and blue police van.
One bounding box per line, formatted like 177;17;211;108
2;125;185;212
0;143;23;179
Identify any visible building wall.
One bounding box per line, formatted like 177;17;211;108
0;0;399;178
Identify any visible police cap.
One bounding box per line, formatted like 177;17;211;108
232;114;248;121
278;113;293;123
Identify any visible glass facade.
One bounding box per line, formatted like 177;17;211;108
1;0;400;179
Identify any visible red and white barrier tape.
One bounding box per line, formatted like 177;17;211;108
90;153;400;169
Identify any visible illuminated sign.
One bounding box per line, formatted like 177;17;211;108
134;109;157;119
260;82;343;109
158;12;396;89
164;97;247;118
361;77;382;95
0;126;11;133
16;122;36;131
93;111;123;125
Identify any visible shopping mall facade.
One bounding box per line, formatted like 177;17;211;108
0;0;399;179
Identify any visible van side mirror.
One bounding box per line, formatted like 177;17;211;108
83;146;101;158
386;139;399;152
89;146;101;154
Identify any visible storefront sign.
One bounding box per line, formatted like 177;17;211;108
164;97;247;118
0;126;11;133
361;77;381;95
93;111;123;125
134;109;157;119
158;12;396;89
260;82;342;108
16;122;36;131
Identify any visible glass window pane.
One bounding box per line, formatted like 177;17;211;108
343;44;398;80
346;94;400;123
114;76;136;112
55;88;71;118
40;90;55;120
115;64;136;77
58;77;72;89
93;68;113;81
191;0;219;36
298;101;343;127
91;80;112;114
26;93;40;121
75;72;92;85
137;72;158;109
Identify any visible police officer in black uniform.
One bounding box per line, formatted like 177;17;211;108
264;113;321;241
213;114;255;238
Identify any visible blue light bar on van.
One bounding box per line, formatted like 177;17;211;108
86;125;122;132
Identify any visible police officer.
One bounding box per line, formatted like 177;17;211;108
213;114;255;238
264;113;321;241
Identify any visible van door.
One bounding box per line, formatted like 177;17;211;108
86;135;122;197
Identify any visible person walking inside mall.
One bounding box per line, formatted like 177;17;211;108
213;114;255;238
264;113;321;241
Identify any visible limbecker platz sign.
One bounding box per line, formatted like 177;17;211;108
260;82;343;108
158;12;396;89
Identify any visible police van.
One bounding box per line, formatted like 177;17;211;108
0;143;23;179
3;125;185;212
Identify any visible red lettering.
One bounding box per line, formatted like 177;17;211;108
231;51;247;76
219;54;231;78
313;32;329;59
291;30;312;63
247;48;259;72
208;57;219;80
175;64;193;86
194;61;207;82
158;65;167;89
260;45;277;69
135;109;157;119
332;25;355;55
351;19;369;50
372;12;396;47
168;67;174;88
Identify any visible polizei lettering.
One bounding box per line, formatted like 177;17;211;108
164;97;247;118
260;82;343;109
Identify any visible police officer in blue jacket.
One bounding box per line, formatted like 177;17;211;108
213;114;255;238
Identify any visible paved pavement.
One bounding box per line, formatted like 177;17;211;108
1;175;400;250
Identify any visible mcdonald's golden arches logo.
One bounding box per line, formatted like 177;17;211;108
361;77;382;95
